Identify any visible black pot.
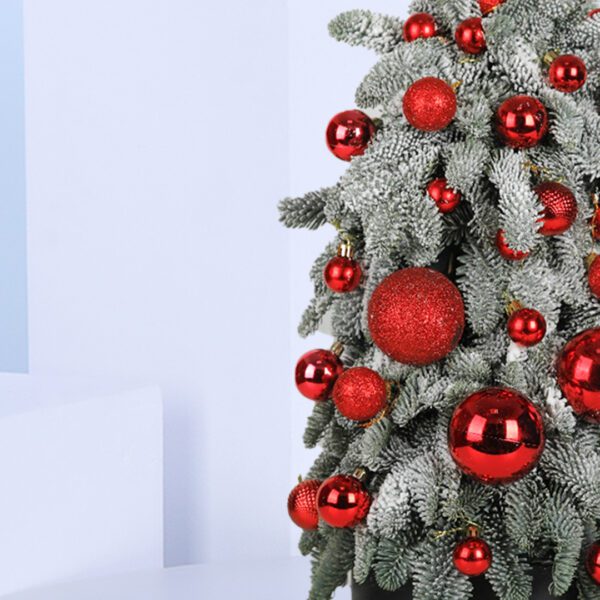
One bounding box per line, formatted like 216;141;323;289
352;567;578;599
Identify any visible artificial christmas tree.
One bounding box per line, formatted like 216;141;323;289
279;1;600;598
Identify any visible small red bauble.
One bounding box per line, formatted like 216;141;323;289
591;8;600;17
589;255;600;298
427;178;462;214
557;328;600;423
326;110;376;161
535;182;578;236
403;13;437;42
549;54;587;93
507;308;547;347
403;78;457;132
496;95;549;149
455;18;486;55
587;542;600;585
324;244;362;293
368;267;465;366
333;367;388;422
288;479;321;530
453;536;492;576
449;387;545;485
495;229;530;261
295;349;343;401
317;475;371;528
479;0;505;15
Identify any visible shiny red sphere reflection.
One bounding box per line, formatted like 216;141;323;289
587;542;600;585
295;349;344;401
317;475;371;528
455;18;486;55
453;537;492;576
427;178;461;214
496;95;548;149
507;308;546;347
324;256;362;293
326;110;376;161
403;13;437;42
495;229;530;261
549;55;587;93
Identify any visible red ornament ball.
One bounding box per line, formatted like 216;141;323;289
324;255;362;293
449;387;545;485
455;18;486;55
368;267;465;366
496;95;549;149
333;367;388;422
403;78;457;132
535;182;578;236
557;328;600;423
479;0;505;14
591;8;600;17
549;54;587;93
453;537;492;576
507;308;547;347
495;229;530;261
427;178;461;214
288;479;321;530
326;110;376;161
317;475;371;528
295;349;343;401
587;542;600;585
589;255;600;299
403;13;437;42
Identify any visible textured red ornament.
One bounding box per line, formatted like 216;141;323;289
549;54;587;93
403;13;437;42
403;78;457;132
587;542;600;585
507;308;547;347
589;255;600;299
455;18;486;55
535;182;578;236
326;110;376;161
453;537;492;576
288;480;321;530
496;95;549;149
479;0;505;15
317;475;371;528
449;387;545;485
333;367;388;422
368;267;465;366
557;328;600;423
427;178;462;214
495;230;530;261
324;256;362;293
295;349;344;401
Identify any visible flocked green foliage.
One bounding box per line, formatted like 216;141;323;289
279;0;600;598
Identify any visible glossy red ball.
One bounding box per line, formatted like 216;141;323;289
587;542;600;585
479;0;505;14
295;349;344;401
317;475;371;528
535;182;578;236
590;255;600;299
549;54;587;93
368;267;465;366
455;18;486;55
324;256;362;293
507;308;547;347
403;78;457;132
326;110;376;161
496;95;548;149
333;367;388;422
453;537;492;576
427;178;461;214
449;387;545;485
403;13;437;42
557;328;600;423
495;230;530;261
591;8;600;17
288;480;321;530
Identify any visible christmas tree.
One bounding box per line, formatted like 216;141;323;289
280;1;600;599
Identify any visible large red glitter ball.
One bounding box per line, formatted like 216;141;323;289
495;229;530;261
549;54;587;93
589;255;600;299
535;182;578;236
326;110;376;161
324;256;362;293
479;0;505;14
403;78;457;132
455;18;486;55
368;267;465;366
496;95;549;149
587;542;600;585
333;367;388;422
427;178;461;214
403;13;437;42
453;537;492;576
288;479;321;530
317;475;371;528
507;308;547;347
449;387;545;485
295;349;343;401
557;328;600;423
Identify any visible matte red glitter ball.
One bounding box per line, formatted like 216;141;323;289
589;255;600;299
317;475;371;528
453;537;492;576
368;267;465;366
403;13;437;42
287;479;321;530
295;349;344;401
427;178;461;214
535;181;578;236
449;387;545;485
507;308;547;347
326;110;376;161
455;18;486;55
495;229;530;261
403;78;457;132
333;367;388;422
587;542;600;585
324;256;362;293
549;54;587;93
479;0;505;15
496;95;548;149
